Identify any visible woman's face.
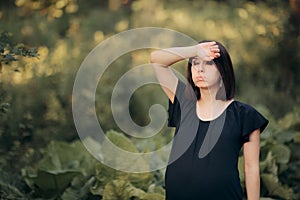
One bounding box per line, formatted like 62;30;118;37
191;57;221;89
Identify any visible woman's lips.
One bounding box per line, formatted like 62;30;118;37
195;76;205;81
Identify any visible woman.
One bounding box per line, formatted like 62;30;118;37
150;41;268;200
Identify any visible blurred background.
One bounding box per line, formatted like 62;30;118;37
0;0;299;199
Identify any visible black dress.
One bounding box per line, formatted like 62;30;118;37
165;80;268;200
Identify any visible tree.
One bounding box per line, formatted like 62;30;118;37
0;31;38;73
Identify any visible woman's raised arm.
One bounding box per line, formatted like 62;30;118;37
150;42;220;102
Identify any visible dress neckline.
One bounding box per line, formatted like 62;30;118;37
196;100;235;122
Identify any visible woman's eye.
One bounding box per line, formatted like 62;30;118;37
206;61;214;65
193;61;200;65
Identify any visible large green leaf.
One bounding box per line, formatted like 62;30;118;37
105;130;139;152
34;169;81;191
277;107;300;130
22;139;98;197
90;160;152;196
260;152;278;175
269;144;291;164
101;130;146;172
261;173;298;200
100;130;153;186
61;176;94;200
36;140;97;176
276;130;297;144
102;180;146;200
90;131;159;197
102;180;164;200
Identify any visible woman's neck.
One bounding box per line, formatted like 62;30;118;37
196;89;233;121
198;87;219;104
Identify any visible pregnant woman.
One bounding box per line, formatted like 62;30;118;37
150;41;268;200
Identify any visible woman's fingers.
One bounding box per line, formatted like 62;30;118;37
209;44;220;59
209;50;220;59
197;42;220;60
210;45;219;52
204;41;217;46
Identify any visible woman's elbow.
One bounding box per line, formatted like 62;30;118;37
150;51;159;64
244;162;260;175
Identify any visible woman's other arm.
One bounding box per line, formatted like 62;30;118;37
243;129;261;200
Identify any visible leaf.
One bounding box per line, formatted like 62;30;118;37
102;179;165;200
142;193;165;200
105;131;153;183
91;161;152;195
22;140;98;197
106;130;139;152
261;173;297;200
278;108;300;130
102;180;146;200
238;156;245;187
37;140;97;176
34;169;81;191
22;168;81;198
61;176;94;200
293;132;300;143
90;131;154;196
90;163;119;196
0;103;10;113
269;144;291;164
147;183;165;195
260;152;278;175
101;130;152;177
275;130;296;143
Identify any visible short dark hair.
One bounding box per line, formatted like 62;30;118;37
186;40;236;100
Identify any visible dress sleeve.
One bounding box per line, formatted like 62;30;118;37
241;104;269;143
168;80;186;127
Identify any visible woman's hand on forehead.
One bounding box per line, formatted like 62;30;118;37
195;41;220;61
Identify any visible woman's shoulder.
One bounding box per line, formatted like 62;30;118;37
232;100;256;110
230;100;260;115
231;100;269;136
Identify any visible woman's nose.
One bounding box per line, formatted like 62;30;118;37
197;63;204;72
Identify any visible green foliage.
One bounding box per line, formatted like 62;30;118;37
0;31;38;71
18;131;164;199
0;102;10;113
90;130;164;199
101;180;164;200
21;140;97;198
259;106;300;199
236;105;300;199
14;116;300;199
